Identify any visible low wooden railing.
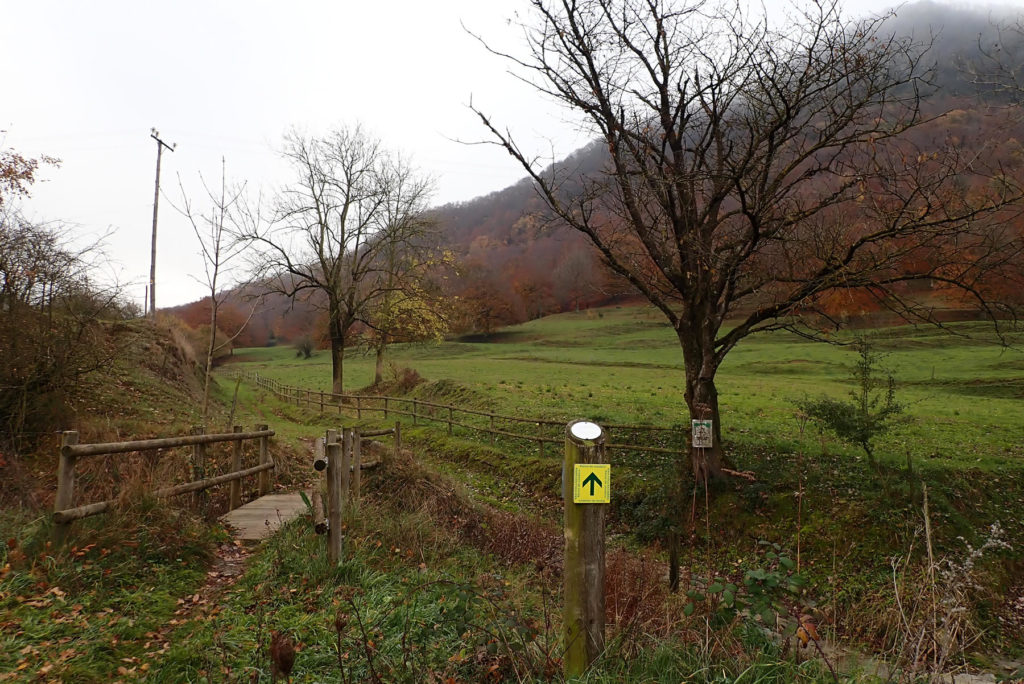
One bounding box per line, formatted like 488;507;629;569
53;425;274;544
309;423;400;563
235;370;688;463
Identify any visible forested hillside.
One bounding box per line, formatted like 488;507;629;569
167;2;1024;348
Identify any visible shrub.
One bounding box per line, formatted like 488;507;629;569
294;335;314;359
795;338;903;464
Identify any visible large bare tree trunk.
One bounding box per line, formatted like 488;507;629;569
374;344;385;386
668;329;724;592
685;376;724;482
678;328;724;482
330;314;345;395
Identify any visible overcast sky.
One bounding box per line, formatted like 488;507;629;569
0;0;999;308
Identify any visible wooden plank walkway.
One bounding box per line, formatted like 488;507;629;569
220;491;309;541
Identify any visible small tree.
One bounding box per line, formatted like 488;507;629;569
243;125;435;394
172;158;259;420
796;339;903;465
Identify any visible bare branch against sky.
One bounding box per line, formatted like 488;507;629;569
0;0;963;308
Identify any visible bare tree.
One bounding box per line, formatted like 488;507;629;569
554;245;600;312
362;239;450;385
0;206;127;444
474;0;1024;486
964;15;1024;101
243;125;434;394
172;158;259;419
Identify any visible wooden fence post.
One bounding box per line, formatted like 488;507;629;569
489;413;495;445
319;390;324;415
352;428;362;505
229;425;243;510
311;437;326;531
192;425;207;511
384;398;389;419
448;407;453;435
563;420;607;678
326;438;343;563
191;425;207;479
393;421;401;463
341;429;352;509
54;431;79;546
412;399;418;425
257;424;271;495
356;395;362;420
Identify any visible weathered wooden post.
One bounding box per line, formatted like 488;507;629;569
326;430;343;563
563;420;608;678
191;425;207;479
393;421;401;463
257;423;271;495
341;429;352;508
319;390;324;415
352;428;362;505
356;395;362;420
412;399;418;425
54;431;79;546
191;425;207;511
313;436;328;473
229;425;243;510
311;439;324;533
489;413;495;445
384;397;389;419
448;406;454;435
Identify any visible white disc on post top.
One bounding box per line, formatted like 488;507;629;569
570;421;602;441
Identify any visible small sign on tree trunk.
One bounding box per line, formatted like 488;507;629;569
691;420;713;448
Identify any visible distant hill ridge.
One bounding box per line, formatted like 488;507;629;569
167;1;1024;343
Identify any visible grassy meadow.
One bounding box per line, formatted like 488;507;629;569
7;306;1024;681
227;305;1024;470
210;305;1024;673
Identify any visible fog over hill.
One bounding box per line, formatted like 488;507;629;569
169;1;1024;346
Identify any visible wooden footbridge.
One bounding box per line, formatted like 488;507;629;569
220;492;310;541
52;423;395;546
51;425;310;545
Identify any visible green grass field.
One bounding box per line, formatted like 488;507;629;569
225;305;1024;471
7;306;1024;681
214;305;1024;671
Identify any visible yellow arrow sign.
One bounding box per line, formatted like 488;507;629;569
573;464;610;504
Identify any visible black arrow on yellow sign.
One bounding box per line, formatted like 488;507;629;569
581;471;602;496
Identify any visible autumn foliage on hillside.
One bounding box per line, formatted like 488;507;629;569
164;4;1024;346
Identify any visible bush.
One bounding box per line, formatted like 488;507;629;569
294;335;314;359
0;211;131;447
795;338;903;464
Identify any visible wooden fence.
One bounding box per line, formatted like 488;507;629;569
235;370;687;463
53;425;275;544
310;424;401;563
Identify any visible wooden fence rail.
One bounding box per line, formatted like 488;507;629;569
53;425;275;545
235;370;688;461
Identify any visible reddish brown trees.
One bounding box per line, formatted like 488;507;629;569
475;0;1024;484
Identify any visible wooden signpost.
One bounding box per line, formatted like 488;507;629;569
563;420;608;677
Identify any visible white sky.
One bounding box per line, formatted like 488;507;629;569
0;0;1004;308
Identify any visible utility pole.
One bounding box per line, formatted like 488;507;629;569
149;128;175;319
